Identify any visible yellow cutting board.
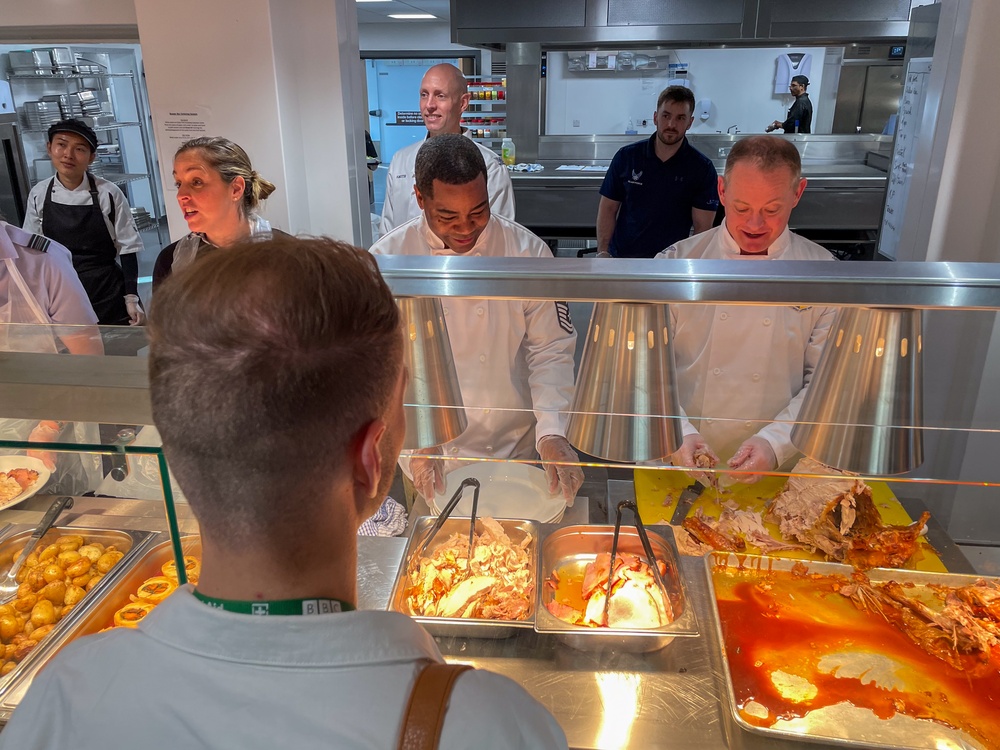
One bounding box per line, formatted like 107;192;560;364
634;468;948;572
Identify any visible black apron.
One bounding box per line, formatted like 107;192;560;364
42;173;129;325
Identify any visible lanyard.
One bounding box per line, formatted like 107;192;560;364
193;589;355;616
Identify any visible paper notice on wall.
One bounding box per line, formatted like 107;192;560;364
155;107;213;188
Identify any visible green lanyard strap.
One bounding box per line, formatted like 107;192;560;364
193;589;355;616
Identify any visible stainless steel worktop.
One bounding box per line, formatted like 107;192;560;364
2;489;975;749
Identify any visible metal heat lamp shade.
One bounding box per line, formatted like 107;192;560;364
791;307;923;475
397;297;468;450
567;302;683;462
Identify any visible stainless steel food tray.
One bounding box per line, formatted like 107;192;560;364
533;523;699;653
706;553;997;750
388;516;538;638
0;524;154;721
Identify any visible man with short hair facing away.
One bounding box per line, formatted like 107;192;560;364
0;236;567;750
596;85;719;259
379;63;515;236
767;74;813;134
657;135;836;481
372;134;584;507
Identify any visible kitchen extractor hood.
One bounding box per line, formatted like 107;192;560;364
452;0;914;50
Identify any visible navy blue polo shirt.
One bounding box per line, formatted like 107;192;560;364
600;136;719;258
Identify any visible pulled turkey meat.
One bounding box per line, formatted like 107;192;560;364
767;457;929;569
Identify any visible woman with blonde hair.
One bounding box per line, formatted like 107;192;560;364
153;137;283;289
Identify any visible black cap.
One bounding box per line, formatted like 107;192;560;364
47;119;98;153
791;75;810;87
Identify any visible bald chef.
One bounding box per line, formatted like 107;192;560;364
657;135;836;482
379;63;514;236
371;134;583;504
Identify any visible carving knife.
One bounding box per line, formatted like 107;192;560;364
669;480;705;525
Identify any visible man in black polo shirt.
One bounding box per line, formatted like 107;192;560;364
767;75;813;134
596;86;719;259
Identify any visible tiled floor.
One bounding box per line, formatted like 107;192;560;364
956;544;1000;576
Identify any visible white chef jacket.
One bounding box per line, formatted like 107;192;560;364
379;133;516;236
0;221;98;335
656;225;836;466
0;588;567;750
371;214;576;467
24;173;144;256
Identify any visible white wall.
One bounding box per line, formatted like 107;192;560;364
545;48;828;136
358;22;467;53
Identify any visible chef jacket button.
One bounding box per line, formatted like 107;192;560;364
763;317;771;326
484;408;491;414
720;312;728;320
706;419;714;424
752;373;761;382
485;446;494;453
476;307;484;316
450;447;459;454
745;421;752;427
713;367;721;375
443;307;449;315
479;354;486;363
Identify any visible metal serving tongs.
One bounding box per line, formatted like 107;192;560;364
0;496;74;602
410;477;482;572
603;498;672;627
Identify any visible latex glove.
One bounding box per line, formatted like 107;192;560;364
724;436;777;485
537;435;584;506
27;420;64;471
670;433;719;484
594;251;613;259
125;294;146;326
409;448;446;502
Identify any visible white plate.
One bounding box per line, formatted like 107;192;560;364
431;463;567;523
0;456;52;511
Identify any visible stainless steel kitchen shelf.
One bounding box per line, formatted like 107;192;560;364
374;256;1000;309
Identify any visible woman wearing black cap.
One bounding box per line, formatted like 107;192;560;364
22;118;145;326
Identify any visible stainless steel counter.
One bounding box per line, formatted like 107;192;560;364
509;158;887;238
2;490;976;748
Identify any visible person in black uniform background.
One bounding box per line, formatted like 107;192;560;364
767;75;813;134
23;119;145;326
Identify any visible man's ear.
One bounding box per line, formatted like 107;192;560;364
791;177;807;207
414;184;425;211
352;418;387;500
717;175;727;208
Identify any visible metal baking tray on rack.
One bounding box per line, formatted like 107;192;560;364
388;516;538;639
707;553;1000;750
0;525;154;721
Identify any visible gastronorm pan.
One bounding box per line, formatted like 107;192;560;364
533;524;699;653
707;552;1000;750
388;516;538;639
0;525;154;721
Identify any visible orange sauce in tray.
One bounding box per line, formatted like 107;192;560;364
712;566;1000;749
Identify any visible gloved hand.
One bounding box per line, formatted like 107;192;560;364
724;436;777;485
670;433;719;484
27;420;64;471
409;447;446;502
537;435;584;506
125;294;146;326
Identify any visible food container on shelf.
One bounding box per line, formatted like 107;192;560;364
533;524;699;653
0;525;154;721
388;516;538;638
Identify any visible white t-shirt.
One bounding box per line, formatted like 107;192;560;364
657;224;836;465
379;133;516;237
0;587;567;750
371;214;576;465
24;173;144;256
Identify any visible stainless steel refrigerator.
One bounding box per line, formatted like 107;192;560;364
0;114;30;225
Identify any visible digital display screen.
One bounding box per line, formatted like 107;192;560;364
889;45;906;60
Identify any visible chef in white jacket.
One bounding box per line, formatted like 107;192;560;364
379;63;515;237
371;134;583;504
656;135;836;482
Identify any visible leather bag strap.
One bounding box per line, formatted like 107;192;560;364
397;659;474;750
